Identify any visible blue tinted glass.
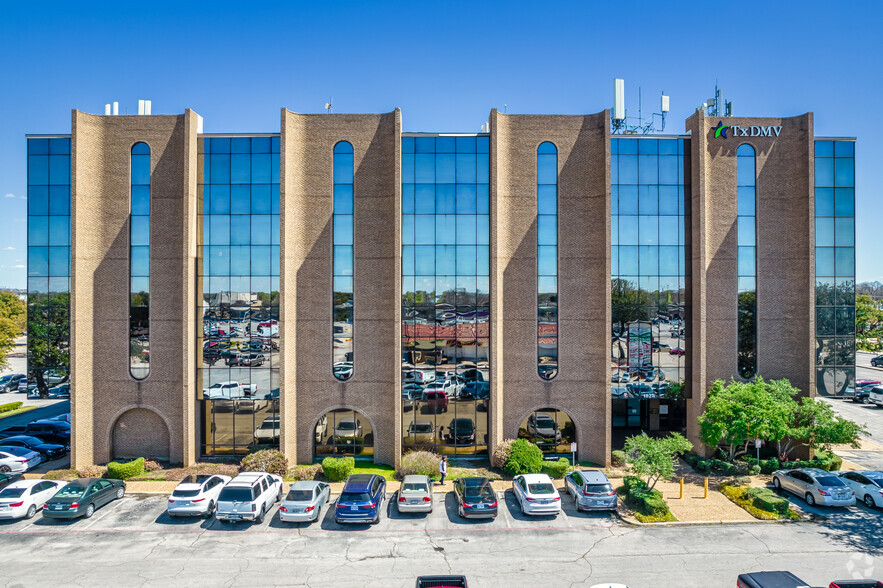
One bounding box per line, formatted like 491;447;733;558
210;154;230;184
476;215;489;245
333;215;353;246
230;215;249;244
415;184;435;214
334;184;353;214
816;247;835;276
835;247;855;276
250;215;271;245
639;245;658;272
738;217;757;247
815;158;834;187
737;187;756;216
476;184;489;214
414;246;435;275
28;138;49;155
251;184;271;214
402;136;415;153
28;185;49;215
618;139;637;154
538;185;557;214
834;141;854;157
231;154;251;183
456;184;477;214
538;142;556;155
402;184;415;214
658;156;678;185
834;188;854;217
131;186;150;215
333;141;353;154
834;158;854;187
610;154;619;184
658;140;677;155
131;142;150;155
251;137;270;153
639;216;658;245
456;245;477;274
211;138;230;153
835;218;854;246
333;246;353;276
658;216;679;246
130;216;150;246
416;215;437;244
738;247;756;276
618;186;638;215
271;154;280;183
402;245;415;275
28;216;49;246
537;245;557;271
415;154;435;183
815;218;835;246
402;215;415;245
436;185;455;214
49;247;69;276
207;246;229;275
436;136;455;153
638;139;658;155
49;138;70;155
230;185;249;214
436;154;455;183
227;246;248;274
477;154;489;183
230;137;250;153
618;217;638;245
477;136;489;153
659;246;679;275
28;247;49;276
815;188;835;216
251;154;271;183
619;155;638;184
456;154;477;183
537;154;557;184
638;155;658;184
28;155;48;185
415;137;435;153
455;136;476;153
210;185;230;214
658;186;678;215
455;215;475;244
402;153;414;183
333;153;354;184
476;245;489;275
130;246;149;276
251;246;271;276
538;215;557;245
130;154;149;185
638;185;658;215
814;141;834;157
737;156;755;186
271;136;280;153
619;246;638;274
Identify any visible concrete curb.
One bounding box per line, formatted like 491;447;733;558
614;510;803;527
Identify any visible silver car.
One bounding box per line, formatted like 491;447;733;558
772;468;856;507
564;469;617;512
837;470;883;508
279;481;331;523
397;475;433;513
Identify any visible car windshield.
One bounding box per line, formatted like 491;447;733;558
259;422;279;430
410;424;433;433
464;486;493;501
870;479;883;487
287;490;313;501
451;420;473;432
218;487;254;502
336;422;356;431
585;484;613;494
402;483;428;493
536;417;555;428
339;492;371;502
56;486;85;498
816;476;845;487
0;488;25;498
527;483;555;494
172;488;201;498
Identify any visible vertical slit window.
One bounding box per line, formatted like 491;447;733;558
130;142;150;380
737;144;756;379
333;141;354;381
537;142;558;380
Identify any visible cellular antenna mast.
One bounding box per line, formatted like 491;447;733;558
610;78;669;135
696;81;733;117
325;97;333;114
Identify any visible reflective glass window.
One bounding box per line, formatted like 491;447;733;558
333;141;354;381
130;143;150;380
736;144;756;379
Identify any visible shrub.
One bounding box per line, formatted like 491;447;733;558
815;450;843;471
720;484;797;520
749;464;762;475
106;458;145;480
542;457;570;479
287;464;323;481
396;450;441;481
623;475;647;494
45;468;78;480
503;439;544;475
321;456;354;482
0;401;23;413
491;438;517;470
240;449;288;477
619;476;675;522
611;450;627;467
76;465;107;478
143;459;162;473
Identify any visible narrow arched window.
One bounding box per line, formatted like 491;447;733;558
333;141;354;381
737;144;756;379
537;142;558;380
130;142;150;380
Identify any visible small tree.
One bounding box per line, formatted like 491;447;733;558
779;397;868;457
623;432;692;490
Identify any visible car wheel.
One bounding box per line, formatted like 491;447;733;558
864;397;871;404
84;504;95;519
865;494;877;508
459;505;465;518
574;495;582;512
314;507;321;522
255;505;265;524
116;487;125;500
276;489;282;503
25;504;37;519
205;501;216;518
805;492;815;506
773;477;781;490
0;465;9;473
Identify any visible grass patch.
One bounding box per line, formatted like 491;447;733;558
719;484;801;521
447;467;501;481
350;463;396;481
0;406;37;419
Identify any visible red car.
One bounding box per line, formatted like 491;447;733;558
669;347;686;356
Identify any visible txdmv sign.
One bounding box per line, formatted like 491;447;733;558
713;121;782;138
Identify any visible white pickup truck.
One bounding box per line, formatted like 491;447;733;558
203;381;258;400
869;386;883;407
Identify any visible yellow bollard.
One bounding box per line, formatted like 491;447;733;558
679;477;684;499
704;477;708;499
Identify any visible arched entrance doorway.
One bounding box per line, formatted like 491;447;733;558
111;408;170;461
518;408;575;456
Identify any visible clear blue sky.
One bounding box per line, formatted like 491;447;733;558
1;1;880;288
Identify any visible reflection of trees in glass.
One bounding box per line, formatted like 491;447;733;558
612;279;650;326
0;291;26;371
738;290;756;379
27;292;70;396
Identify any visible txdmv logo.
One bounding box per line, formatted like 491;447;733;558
713;120;782;138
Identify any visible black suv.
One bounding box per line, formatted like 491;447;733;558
872;355;883;368
24;420;71;445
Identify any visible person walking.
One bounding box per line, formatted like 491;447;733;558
439;456;448;485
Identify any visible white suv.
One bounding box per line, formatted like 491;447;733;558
215;472;283;523
869;386;883;407
167;474;232;518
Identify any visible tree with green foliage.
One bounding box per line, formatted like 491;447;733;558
0;291;26;371
623;432;692;490
27;292;70;397
779;397;868;457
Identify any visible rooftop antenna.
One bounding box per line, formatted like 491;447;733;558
324;97;333;114
700;81;733;117
503;104;508;114
610;78;668;134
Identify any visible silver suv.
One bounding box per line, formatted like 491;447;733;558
564;469;617;512
215;472;283;523
772;468;855;507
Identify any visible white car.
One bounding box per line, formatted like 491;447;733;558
333;417;363;442
869;386;883;407
424;380;456;399
0;479;65;520
216;472;283;523
511;473;561;516
837;470;883;508
167;474;232;518
254;416;280;441
279;481;331;523
0;447;43;473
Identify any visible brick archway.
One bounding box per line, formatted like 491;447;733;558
110;407;170;461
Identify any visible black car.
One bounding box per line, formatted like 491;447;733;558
452;477;497;519
43;478;126;520
0;436;67;460
445;418;476;444
872;355;883;368
737;571;809;588
0;472;23;491
24;421;71;446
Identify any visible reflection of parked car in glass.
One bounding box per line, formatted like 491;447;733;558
314;415;327;443
869;386;883;407
402;383;424;401
669;347;685;356
254;416;280;441
538;364;558;379
406;420;435;443
424;380;456;399
460;381;489;400
852;381;879;403
404;370;435;384
423;391;448;413
203;381;257;400
333;418;363;443
872;355;883;367
445;418;476;444
526;413;561;442
0;374;25;393
333;362;353;379
0;436;67;460
47;383;70;398
24;421;71;446
0;447;43;473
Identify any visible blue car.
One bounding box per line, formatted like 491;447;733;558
335;474;386;524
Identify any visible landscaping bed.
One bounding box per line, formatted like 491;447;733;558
617;476;677;523
719;483;801;521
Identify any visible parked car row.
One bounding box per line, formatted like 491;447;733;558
0;477;126;521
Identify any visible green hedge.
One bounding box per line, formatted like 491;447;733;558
744;487;790;515
743;450;842;474
0;401;22;414
611;450;627;467
541;457;570;479
503;439;544;475
321;456;354;482
621;475;673;520
106;457;145;480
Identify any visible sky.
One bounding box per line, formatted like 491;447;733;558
0;0;880;288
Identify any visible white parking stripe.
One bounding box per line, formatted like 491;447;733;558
82;497;127;529
499;491;511;528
